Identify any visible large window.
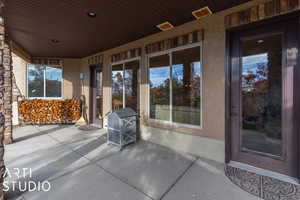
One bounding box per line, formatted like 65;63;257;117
27;65;62;98
112;60;139;111
149;46;202;126
112;64;124;109
149;54;170;121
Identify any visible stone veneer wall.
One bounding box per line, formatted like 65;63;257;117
0;12;7;199
87;54;103;65
145;30;204;54
225;0;300;28
2;40;12;144
111;48;141;63
2;41;12;144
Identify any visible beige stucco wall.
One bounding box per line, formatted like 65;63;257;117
11;0;269;161
62;59;82;99
11;41;32;97
12;53;27;96
81;0;267;140
12;53;28;126
78;0;272;162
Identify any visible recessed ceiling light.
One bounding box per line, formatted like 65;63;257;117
257;40;264;44
51;39;60;44
157;22;174;31
87;12;97;18
192;6;212;20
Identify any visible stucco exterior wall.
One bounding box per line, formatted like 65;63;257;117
12;53;27;126
78;0;270;161
12;53;27;97
82;1;266;129
62;58;82;99
11;0;269;160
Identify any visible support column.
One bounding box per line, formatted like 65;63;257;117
3;40;12;145
0;5;6;199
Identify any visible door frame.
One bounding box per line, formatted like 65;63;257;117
90;64;103;125
225;15;300;179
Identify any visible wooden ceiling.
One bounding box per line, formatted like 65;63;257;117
4;0;250;58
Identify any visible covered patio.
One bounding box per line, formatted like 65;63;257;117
0;0;300;199
5;125;256;200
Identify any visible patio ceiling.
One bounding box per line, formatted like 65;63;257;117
4;0;250;58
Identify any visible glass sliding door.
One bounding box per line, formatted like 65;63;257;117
172;47;201;126
111;60;140;111
91;66;103;126
148;45;202;127
149;54;171;121
95;70;103;121
112;64;124;110
125;60;139;112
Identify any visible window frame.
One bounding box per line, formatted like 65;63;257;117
110;57;141;112
147;42;203;129
26;64;63;99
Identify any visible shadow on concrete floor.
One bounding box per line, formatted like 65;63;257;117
6;134;110;199
13;125;68;143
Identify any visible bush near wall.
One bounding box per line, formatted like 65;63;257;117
18;99;81;124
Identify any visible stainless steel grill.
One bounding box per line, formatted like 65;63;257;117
106;108;137;150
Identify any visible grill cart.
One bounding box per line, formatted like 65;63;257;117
107;108;137;150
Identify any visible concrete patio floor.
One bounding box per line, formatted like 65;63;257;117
4;125;260;200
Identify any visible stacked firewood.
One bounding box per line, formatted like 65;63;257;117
18;99;81;124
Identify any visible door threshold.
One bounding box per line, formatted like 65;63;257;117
228;161;299;185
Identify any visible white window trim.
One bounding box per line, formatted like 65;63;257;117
110;57;141;112
146;42;203;129
26;64;63;99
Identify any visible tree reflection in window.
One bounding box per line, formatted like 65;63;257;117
28;65;62;98
242;53;268;92
125;61;139;112
28;65;44;97
46;66;62;97
241;34;282;156
112;61;139;111
149;54;171;121
149;46;202;126
172;47;201;126
112;64;124;110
